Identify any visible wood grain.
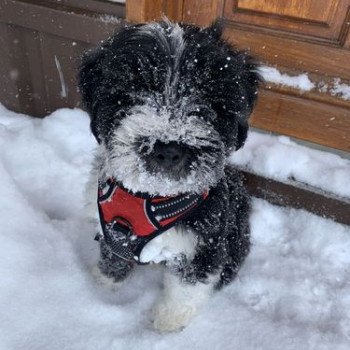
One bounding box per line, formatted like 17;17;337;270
223;24;350;80
164;0;184;22
251;89;350;152
182;0;224;26
224;0;350;43
0;0;125;43
126;0;184;23
126;0;163;22
237;0;335;22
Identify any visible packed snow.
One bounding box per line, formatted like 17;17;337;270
331;78;350;101
229;132;350;199
259;66;315;91
0;105;350;350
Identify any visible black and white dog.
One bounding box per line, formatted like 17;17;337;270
79;20;260;332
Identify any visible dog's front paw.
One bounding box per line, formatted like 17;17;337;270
152;300;197;332
90;265;124;291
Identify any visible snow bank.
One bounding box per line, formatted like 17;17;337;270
259;66;315;91
230;132;350;199
0;105;349;349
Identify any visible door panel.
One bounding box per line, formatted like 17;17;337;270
237;0;335;22
224;0;350;44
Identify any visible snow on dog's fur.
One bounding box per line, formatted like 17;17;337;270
79;20;260;332
108;104;225;195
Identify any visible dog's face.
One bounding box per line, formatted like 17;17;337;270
79;21;260;196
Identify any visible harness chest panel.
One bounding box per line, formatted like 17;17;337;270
97;178;208;263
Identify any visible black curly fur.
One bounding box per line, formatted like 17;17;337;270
79;20;260;287
182;168;251;288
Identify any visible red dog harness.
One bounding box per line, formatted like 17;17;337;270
96;178;208;263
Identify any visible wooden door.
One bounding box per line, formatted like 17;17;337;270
179;0;350;152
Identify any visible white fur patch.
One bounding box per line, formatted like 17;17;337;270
139;225;197;264
140;21;185;106
152;271;219;332
106;104;224;196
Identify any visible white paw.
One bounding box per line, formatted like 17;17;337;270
152;300;198;332
90;265;124;291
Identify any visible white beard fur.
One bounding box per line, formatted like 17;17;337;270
104;104;224;196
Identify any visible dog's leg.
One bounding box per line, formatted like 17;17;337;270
92;239;134;290
152;269;218;332
86;154;134;288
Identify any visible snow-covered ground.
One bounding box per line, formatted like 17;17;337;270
0;105;349;350
229;132;350;199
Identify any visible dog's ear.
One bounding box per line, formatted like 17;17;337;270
235;120;249;150
206;19;224;39
233;57;261;151
78;45;108;142
235;66;260;150
203;20;261;151
79;47;103;115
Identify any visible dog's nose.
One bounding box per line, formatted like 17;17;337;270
153;141;185;168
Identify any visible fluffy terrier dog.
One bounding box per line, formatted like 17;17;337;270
79;20;260;332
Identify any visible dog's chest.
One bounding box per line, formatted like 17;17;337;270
139;225;197;264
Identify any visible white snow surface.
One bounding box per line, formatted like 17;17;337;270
1;104;350;349
259;66;315;91
229;132;350;199
331;78;350;101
